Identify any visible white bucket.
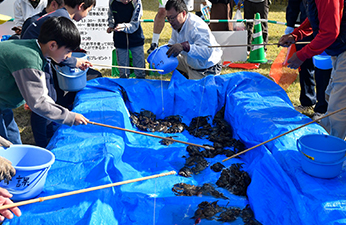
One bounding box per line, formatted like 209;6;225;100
0;145;55;201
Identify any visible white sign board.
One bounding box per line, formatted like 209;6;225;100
0;0;114;66
0;0;15;38
212;30;248;62
0;0;14;17
75;0;114;65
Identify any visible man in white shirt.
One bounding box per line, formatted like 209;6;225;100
165;0;223;79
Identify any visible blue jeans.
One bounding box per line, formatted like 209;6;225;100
116;45;145;79
0;109;22;144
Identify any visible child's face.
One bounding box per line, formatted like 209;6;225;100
50;46;72;63
120;0;131;4
74;4;94;22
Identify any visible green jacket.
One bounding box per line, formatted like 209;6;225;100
0;39;76;126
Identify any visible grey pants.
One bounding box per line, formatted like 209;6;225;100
244;0;269;51
320;51;346;139
176;55;222;80
116;45;145;79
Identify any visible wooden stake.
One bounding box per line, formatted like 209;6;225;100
222;105;346;162
92;63;164;73
88;121;214;150
0;171;176;211
208;42;311;48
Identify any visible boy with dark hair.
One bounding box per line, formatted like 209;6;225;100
22;0;96;40
21;0;96;147
0;16;89;145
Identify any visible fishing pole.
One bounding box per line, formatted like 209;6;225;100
222;106;346;162
209;42;311;48
92;63;164;73
140;19;297;26
88;121;214;150
0;171;176;211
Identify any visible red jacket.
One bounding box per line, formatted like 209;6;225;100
291;0;344;61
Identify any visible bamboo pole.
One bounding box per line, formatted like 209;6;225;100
222;106;346;162
140;19;296;26
209;42;311;48
0;171;176;211
88;121;214;150
92;63;164;73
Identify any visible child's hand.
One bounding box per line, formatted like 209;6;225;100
107;27;114;33
76;58;92;70
74;114;89;126
114;24;126;32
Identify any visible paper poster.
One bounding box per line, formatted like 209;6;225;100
75;0;114;65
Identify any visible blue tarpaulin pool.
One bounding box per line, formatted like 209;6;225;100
5;71;346;225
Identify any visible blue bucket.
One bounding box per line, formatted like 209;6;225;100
299;152;345;179
147;45;179;74
1;35;11;42
54;52;89;92
313;52;332;70
297;134;346;163
0;145;55;201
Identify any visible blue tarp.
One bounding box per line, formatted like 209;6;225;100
5;71;346;225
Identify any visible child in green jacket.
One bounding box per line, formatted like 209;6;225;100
0;16;89;145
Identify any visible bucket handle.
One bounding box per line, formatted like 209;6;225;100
7;166;50;195
297;141;315;160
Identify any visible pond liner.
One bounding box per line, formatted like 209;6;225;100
5;71;344;225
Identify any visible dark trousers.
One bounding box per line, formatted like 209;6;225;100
296;41;331;114
31;64;102;148
298;54;316;107
244;0;269;51
314;68;331;113
31;62;58;148
31;112;56;148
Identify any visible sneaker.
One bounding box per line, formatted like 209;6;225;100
312;112;324;122
294;105;314;113
147;43;158;54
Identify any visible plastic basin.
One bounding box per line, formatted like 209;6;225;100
297;134;346;163
299;151;345;179
0;145;55;201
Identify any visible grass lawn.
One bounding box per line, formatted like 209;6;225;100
15;1;309;145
